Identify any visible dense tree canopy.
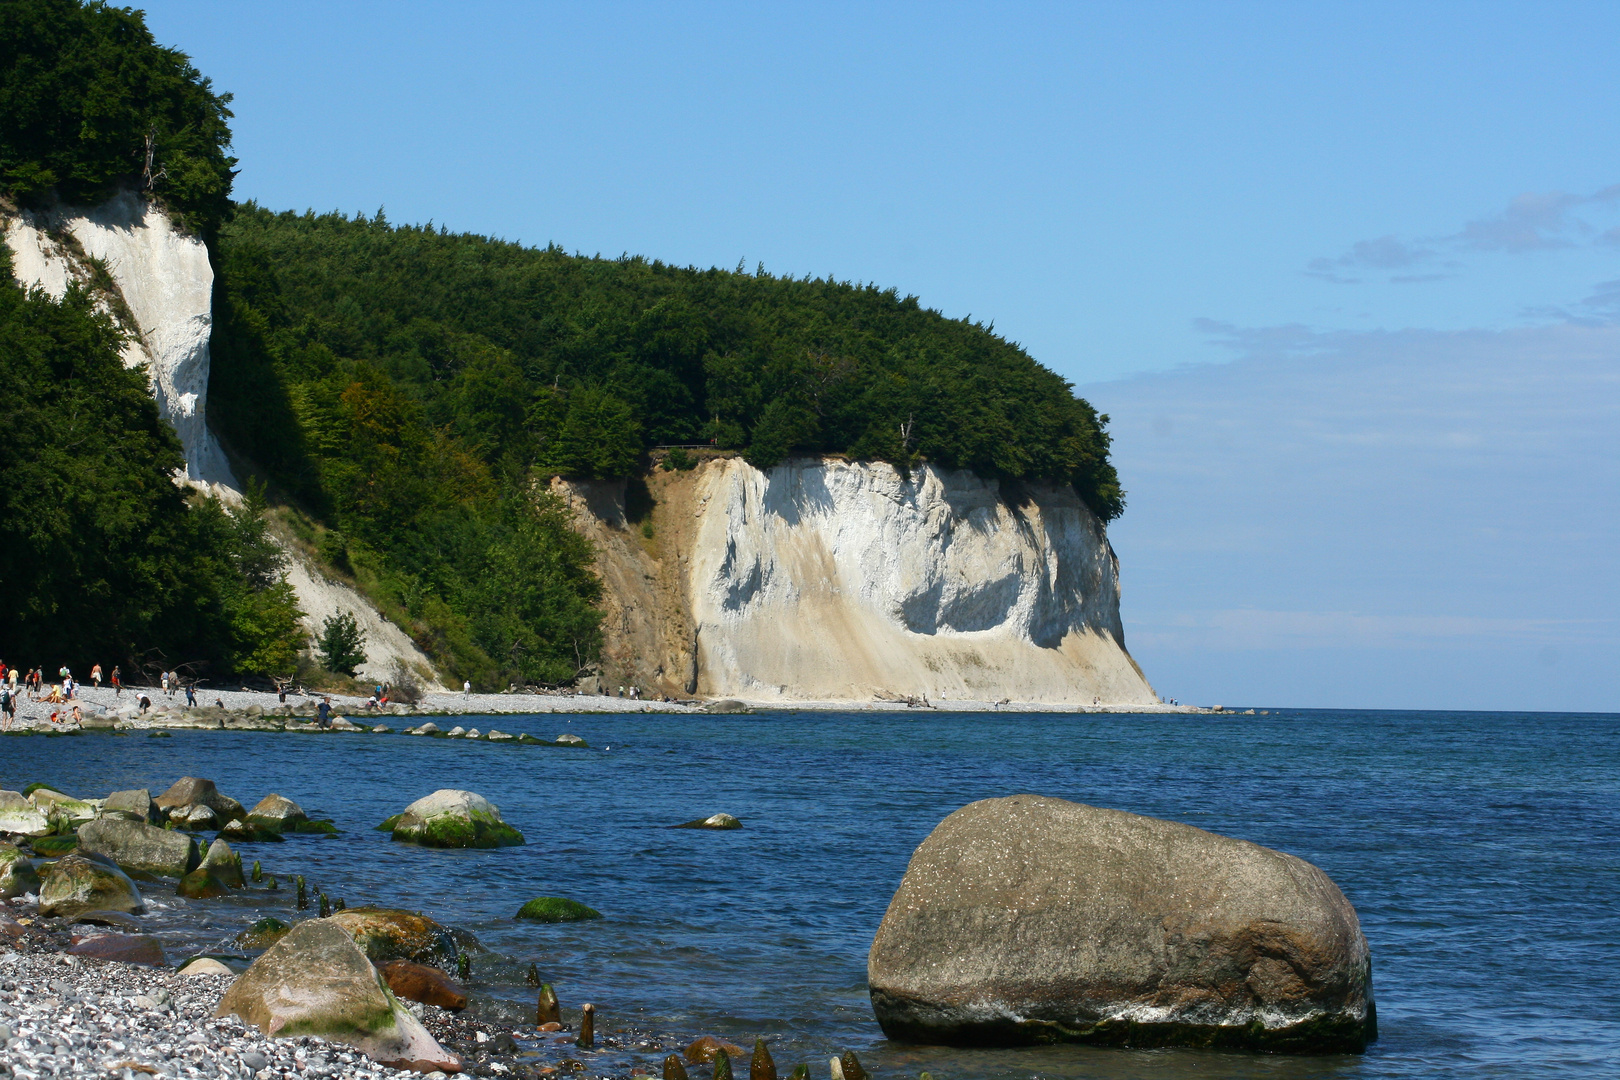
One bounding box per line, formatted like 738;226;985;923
0;0;236;230
211;205;1124;520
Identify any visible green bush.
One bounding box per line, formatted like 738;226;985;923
315;612;366;676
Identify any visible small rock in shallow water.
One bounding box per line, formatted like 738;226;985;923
686;1036;746;1065
554;732;589;747
40;853;144;917
675;813;742;830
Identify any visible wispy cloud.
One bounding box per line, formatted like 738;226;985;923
1305;183;1620;284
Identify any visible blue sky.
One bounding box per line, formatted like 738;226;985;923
145;1;1619;710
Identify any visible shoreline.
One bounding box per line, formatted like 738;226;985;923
0;684;1213;736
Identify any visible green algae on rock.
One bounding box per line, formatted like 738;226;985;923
382;790;524;848
514;897;602;923
0;842;41;899
237;917;292;949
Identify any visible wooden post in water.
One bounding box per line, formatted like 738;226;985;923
750;1038;776;1080
712;1048;732;1080
536;983;560;1025
663;1054;690;1080
576;1002;595;1048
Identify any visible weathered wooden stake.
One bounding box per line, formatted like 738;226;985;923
536;983;560;1025
576;1002;595;1049
750;1037;777;1080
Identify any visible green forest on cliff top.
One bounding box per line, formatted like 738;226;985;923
0;0;1122;687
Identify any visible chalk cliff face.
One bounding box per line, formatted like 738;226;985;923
558;457;1156;705
4;192;235;490
4;193;438;684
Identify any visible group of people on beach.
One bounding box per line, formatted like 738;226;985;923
0;660;110;730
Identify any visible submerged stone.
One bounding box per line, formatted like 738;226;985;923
379;959;468;1011
236;917;292;950
0;843;41;899
514;897;602;923
675;813;742;830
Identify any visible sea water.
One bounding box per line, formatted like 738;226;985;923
7;709;1618;1078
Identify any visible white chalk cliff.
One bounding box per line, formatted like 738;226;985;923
559;457;1158;705
3;193;438;684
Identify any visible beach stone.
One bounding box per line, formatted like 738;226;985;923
373;724;390;733
464;728;482;739
514;897;602;922
0;842;41;898
28;787;98;824
554;733;588;747
329;906;457;965
177;838;242;898
154;776;246;823
172;803;220;830
180;956;235;976
217;917;462;1072
199;837;245;887
446;726;466;737
237;916;292;949
867;794;1376;1054
77;816;199;877
30;833;77;856
487;730;514;741
71;909;142;930
0;789;50;837
246;793;310;832
379;960;468;1011
411;722;440;736
685;1036;746;1065
676;813;742;830
68;931;167;966
218;818;285;843
39;853;144;917
383;790;525;848
703;699;749;714
100;789;161;824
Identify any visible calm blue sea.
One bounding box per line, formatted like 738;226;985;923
6;709;1618;1078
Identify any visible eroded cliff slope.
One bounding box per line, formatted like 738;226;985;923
3;194;438;684
558;457;1156;705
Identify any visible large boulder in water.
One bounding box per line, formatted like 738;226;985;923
379;790;524;848
867;795;1376;1054
39;854;145;917
217;918;461;1072
78;816;199;877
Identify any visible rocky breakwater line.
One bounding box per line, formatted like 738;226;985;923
868;794;1376;1054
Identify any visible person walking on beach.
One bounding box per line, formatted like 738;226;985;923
463;679;471;697
111;665;122;696
160;670;169;696
317;697;331;728
91;663;102;688
185;682;196;708
0;686;13;731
